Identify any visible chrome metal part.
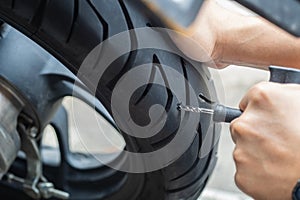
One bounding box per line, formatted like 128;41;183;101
0;80;24;178
19;123;43;199
177;93;215;115
0;77;68;199
6;173;25;185
177;104;214;115
5;173;69;199
18;123;70;199
38;182;70;199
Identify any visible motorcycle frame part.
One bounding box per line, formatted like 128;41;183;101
0;76;69;199
0;24;114;136
0;24;118;199
235;0;300;37
0;78;70;199
17;123;69;199
0;77;24;177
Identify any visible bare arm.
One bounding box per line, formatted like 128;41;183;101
184;2;300;199
213;2;300;69
172;0;300;69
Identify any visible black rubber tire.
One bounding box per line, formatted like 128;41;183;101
0;1;220;200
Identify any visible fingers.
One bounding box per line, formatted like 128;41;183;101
239;81;276;111
230;118;239;144
232;82;272;147
230;116;253;144
229;82;300;200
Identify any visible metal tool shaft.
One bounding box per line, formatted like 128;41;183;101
178;103;242;123
178;104;214;115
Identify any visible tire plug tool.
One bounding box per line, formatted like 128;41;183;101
178;96;242;123
178;66;300;123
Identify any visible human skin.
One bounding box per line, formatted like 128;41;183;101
170;0;300;199
171;0;300;69
231;82;300;200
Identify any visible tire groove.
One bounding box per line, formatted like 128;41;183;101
107;0;138;90
134;59;157;105
87;0;108;41
181;58;190;106
66;0;78;43
148;55;176;148
151;128;177;149
155;55;173;112
167;157;216;194
164;58;201;188
169;153;200;182
11;0;15;9
30;0;48;30
118;0;137;48
167;168;205;194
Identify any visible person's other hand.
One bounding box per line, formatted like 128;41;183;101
168;0;226;68
230;82;300;200
169;0;300;70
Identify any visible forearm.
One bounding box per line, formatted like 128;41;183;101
173;0;300;69
212;3;300;69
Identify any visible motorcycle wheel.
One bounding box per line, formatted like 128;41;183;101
0;0;220;199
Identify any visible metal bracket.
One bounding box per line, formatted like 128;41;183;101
14;122;69;200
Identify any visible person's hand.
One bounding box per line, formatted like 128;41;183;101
169;0;300;70
168;0;226;68
230;82;300;200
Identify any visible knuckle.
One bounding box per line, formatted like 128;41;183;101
231;118;266;143
250;83;270;102
230;119;246;136
247;127;265;142
244;128;266;144
233;148;244;164
271;145;289;159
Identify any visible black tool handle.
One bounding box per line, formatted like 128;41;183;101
269;66;300;84
214;66;300;123
213;104;242;123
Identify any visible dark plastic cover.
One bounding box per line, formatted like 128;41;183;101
235;0;300;37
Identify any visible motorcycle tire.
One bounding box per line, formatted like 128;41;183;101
0;0;220;199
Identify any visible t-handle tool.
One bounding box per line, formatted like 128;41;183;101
178;66;300;123
178;96;242;123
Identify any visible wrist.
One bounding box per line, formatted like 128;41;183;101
206;0;232;65
198;0;225;65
